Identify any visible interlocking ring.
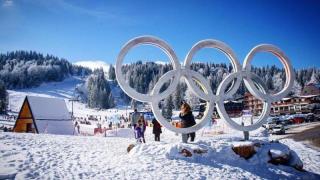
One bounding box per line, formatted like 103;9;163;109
115;36;294;133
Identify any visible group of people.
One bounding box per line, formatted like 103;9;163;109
130;102;196;144
130;109;163;143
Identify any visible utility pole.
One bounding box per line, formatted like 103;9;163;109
69;98;79;120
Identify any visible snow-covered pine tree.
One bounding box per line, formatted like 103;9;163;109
185;86;200;109
162;95;174;119
87;68;114;109
108;65;116;81
173;83;183;110
0;80;8;114
131;99;137;110
308;70;320;84
291;79;302;96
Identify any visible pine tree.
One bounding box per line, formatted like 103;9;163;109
173;83;183;110
185;86;200;108
291;80;302;96
131;99;137;110
266;76;274;91
108;65;116;80
0;80;8;114
163;95;174;119
308;71;319;84
86;69;114;109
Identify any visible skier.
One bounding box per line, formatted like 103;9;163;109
152;118;162;141
179;102;196;143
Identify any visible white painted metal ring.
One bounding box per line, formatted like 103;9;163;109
150;69;214;134
115;36;181;102
116;36;294;133
184;39;242;98
216;72;271;131
243;44;295;103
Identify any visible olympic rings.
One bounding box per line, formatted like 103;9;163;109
115;36;294;133
116;36;181;102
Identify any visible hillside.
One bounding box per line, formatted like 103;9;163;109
0;51;91;89
74;61;110;78
7;76;127;119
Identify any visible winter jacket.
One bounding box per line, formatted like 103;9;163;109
135;126;144;138
131;112;140;126
152;119;162;134
179;111;196;128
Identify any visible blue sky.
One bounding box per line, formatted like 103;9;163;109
0;0;319;68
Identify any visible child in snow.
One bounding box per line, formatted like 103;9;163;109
135;116;146;143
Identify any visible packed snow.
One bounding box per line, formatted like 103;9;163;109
1;127;320;179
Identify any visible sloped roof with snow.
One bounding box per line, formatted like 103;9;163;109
27;96;71;120
26;96;73;135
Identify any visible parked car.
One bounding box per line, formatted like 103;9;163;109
265;117;281;129
270;125;285;135
292;116;305;124
305;113;315;122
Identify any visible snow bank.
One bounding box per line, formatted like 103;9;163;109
1;131;319;179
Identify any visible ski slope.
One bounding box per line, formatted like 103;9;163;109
7;76;130;120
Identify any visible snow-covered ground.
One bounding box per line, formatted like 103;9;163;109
3;76;320;179
1;127;320;179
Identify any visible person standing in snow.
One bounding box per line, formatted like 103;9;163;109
131;109;140;129
135;116;146;143
74;121;80;134
152;118;162;141
179;102;196;143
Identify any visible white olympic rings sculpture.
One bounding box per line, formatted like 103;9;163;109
115;36;294;134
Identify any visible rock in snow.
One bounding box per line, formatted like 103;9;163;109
232;141;256;159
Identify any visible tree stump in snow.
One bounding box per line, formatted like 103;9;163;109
289;150;304;171
268;149;290;165
127;144;135;153
268;149;304;171
180;148;192;157
232;143;256;159
193;148;208;155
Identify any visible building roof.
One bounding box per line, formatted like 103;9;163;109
27;96;73;135
306;83;320;88
295;94;319;98
27;96;71;120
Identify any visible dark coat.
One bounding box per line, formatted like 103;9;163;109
179;111;196;128
152;119;162;134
